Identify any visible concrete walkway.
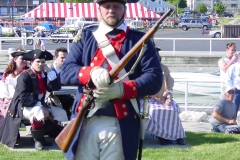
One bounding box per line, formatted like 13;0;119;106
5;121;211;151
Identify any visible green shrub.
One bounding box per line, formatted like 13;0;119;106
3;33;14;37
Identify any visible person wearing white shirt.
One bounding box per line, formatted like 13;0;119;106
226;53;240;116
218;42;238;99
0;50;28;100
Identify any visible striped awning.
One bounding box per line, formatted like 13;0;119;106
21;2;161;19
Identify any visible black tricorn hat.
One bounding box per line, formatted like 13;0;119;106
11;51;26;57
97;0;126;5
22;49;53;61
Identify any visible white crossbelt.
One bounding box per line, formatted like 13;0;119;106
93;28;140;115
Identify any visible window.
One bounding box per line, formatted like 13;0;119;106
0;7;7;16
19;7;24;12
159;1;162;4
11;7;17;16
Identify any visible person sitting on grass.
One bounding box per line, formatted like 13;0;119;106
145;91;186;145
210;86;240;133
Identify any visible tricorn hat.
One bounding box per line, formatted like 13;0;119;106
97;0;126;5
22;49;53;61
11;51;26;57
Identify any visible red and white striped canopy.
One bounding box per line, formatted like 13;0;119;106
21;2;161;19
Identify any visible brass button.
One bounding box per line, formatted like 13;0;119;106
124;112;128;116
90;63;94;67
94;57;98;60
79;73;83;77
133;87;136;91
115;46;119;49
82;66;86;69
134;115;136;119
122;104;126;108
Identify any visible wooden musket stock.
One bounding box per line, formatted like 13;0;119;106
55;8;174;153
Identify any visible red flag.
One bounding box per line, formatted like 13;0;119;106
13;0;16;6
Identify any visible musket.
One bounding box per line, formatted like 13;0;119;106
55;8;174;153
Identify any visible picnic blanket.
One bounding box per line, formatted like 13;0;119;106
145;98;186;139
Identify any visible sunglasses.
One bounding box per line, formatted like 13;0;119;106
227;90;235;94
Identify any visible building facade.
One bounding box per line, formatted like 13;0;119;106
139;0;239;13
139;0;174;13
188;0;239;13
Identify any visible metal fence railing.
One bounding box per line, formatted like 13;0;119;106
1;37;240;56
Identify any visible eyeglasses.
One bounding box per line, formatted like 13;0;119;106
227;90;235;94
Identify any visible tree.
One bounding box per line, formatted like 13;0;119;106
196;3;207;13
178;0;187;9
214;2;225;16
165;0;187;13
166;0;178;6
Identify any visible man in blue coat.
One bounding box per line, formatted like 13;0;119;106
60;0;163;159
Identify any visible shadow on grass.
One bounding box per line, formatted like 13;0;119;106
185;131;240;146
11;136;60;150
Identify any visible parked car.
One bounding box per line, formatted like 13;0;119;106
179;12;192;18
196;13;210;19
223;12;233;17
179;18;190;23
173;20;179;26
208;29;221;38
178;19;212;31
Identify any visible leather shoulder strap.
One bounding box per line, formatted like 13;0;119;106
92;28;139;115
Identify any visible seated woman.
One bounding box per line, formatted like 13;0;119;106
145;91;186;145
0;48;28;129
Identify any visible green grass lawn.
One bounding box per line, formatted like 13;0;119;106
0;131;240;160
217;17;234;26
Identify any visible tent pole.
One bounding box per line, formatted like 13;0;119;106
26;0;29;13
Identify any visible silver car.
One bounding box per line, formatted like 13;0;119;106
178;19;212;31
